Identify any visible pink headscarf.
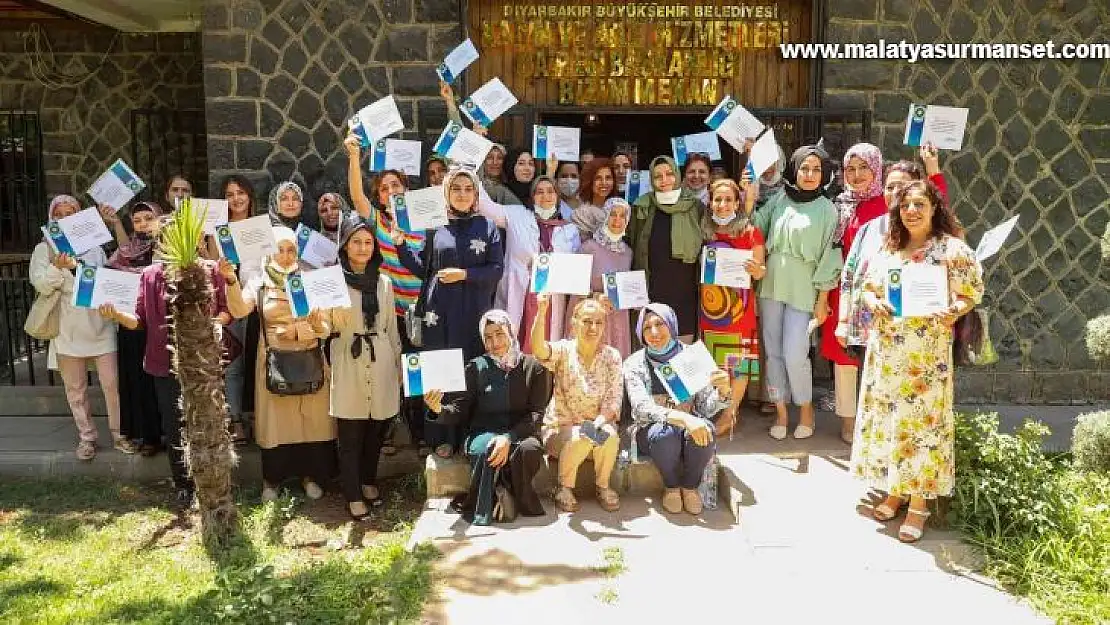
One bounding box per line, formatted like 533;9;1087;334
833;143;884;241
47;194;81;221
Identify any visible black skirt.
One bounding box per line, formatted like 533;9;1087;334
260;441;338;487
117;326;162;444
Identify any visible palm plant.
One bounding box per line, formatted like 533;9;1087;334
161;198;239;549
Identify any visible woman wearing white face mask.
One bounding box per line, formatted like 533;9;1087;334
568;197;633;358
554;161;581;216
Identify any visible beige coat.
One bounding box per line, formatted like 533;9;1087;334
327;276;401;421
227;271;336;449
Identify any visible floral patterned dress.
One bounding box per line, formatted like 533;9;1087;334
849;236;984;498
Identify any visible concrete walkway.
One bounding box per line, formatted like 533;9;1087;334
411;414;1055;624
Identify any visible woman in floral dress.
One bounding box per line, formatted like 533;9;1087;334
849;180;984;543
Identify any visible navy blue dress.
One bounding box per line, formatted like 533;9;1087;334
398;214;504;360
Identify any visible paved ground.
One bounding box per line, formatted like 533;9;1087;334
412;414;1054;624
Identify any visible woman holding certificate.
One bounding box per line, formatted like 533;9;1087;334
628;156;705;339
624;304;731;515
326;215;401;522
569;197;634;358
850;180;983;543
30;195;130;462
225;226;336;502
572;158;618;240
753;145;842;441
698;179;766;435
424;310;551;525
395;169;504;458
219;174;260;445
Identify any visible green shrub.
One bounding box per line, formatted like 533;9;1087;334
1089;224;1110;361
1073;410;1110;474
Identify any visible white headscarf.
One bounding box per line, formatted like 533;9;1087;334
479;309;522;371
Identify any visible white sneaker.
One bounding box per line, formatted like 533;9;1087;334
793;424;814;440
768;425;788;440
303;480;324;500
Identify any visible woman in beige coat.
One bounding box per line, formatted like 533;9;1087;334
327;214;401;521
224;225;336;501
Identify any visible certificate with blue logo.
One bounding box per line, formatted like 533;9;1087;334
284;265;351;318
461;77;518;127
41;207;112;256
433;122;493;168
216;215;274;265
532;125;581;161
704;95;766;154
652;341;718;405
351;95;405;147
602;270;649;310
87;159;145;211
530;252;592;295
71;264;140;316
888;263;947;318
700;246;754;289
624;170;652;202
436;38;479;85
671;131;722;165
295;224;338;268
390;186;448;232
903;103;968;151
401;349;466;398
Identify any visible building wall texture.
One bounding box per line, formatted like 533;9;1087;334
0;25;203;208
824;0;1110;404
200;0;463;203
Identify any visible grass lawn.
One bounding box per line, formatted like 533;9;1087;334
0;475;436;624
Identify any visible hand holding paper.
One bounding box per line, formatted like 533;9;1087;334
72;264;141;316
433;122;494;167
653;341;719;404
402;349;467;397
436;38;479;84
285;265;353;318
87;159;145;211
42;207;113;256
530;253;593;295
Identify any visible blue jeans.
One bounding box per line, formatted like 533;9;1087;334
759;298;813;405
637;423;715;489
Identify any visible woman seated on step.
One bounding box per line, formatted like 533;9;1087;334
531;294;624;513
623;303;731;515
423;310;552;525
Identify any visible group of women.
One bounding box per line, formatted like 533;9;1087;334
30;87;983;540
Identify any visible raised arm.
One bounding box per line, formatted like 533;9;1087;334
99;204;130;247
345;134;373;220
531;293;554;361
440;81;463;125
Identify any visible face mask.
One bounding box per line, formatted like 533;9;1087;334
557;178;579;197
711;212;736;226
604;227;625;242
535;205;558;220
655;189;681;205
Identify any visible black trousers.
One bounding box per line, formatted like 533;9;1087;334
153;375;192;492
337;418;390;503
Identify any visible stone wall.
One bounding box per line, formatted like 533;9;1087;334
0;22;203;214
200;0;463;205
823;1;1110;403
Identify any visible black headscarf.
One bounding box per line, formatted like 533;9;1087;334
783;143;834;203
504;148;536;208
337;213;384;359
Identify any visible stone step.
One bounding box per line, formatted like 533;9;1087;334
0;385;103;417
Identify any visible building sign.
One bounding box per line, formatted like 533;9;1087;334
473;1;807;107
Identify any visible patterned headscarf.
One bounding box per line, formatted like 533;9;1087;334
108;201;163;271
593;197;631;253
47;194;81;221
268;181;304;229
317;192;350;240
833;143;884;241
478;309;521;371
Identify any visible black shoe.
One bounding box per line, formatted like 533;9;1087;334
173;488;195;509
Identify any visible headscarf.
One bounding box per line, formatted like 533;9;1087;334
317;192;350;241
268;181;304;229
482;143;508;183
833;143;884;241
593;197;631;253
478;309;522;371
636;303;682;364
631;156;703;264
783;144;833;204
265;225;299;285
504;148;536;207
530;175;563;223
337;213;384;359
443;168;481;220
423;154;450;187
47;194;81;222
108;201;162;271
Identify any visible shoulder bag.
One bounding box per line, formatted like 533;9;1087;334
259;287;325;396
24;247;62;340
403;231;434;348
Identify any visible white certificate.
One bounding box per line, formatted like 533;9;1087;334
41;207;113;256
392;185;448;232
701;246;754;289
87;159;146;212
370;138;422;177
285;265;352;317
904;104;969;151
704;95;766;154
436;38;479;84
746;129;780;181
975;215;1019;262
532;125;581;161
216;215;275;265
625;170;652;202
461;77;518;127
889;264;948;317
654;341;718;404
71;264;140;316
602;270;649;310
356;95;405;145
433;122;493;167
295;224;338;268
193;198;229;235
530;252;592;295
671;131;722;165
402;349;467;397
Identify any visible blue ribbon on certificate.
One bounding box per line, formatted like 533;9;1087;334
703;248;718;284
704;96;736;131
905;104;926;147
532;253;551;293
73;264;97;309
888;268;903;317
216;225;240;264
672;137;688;165
349;116;371;148
745;161;756;182
110;160;143;193
436;62;455;85
655;362;692;403
43;221;75;255
286;273;310;318
434;122;461;155
404;354;424;396
625;172;643;202
391;194;412;232
371;139;388;171
462;99;492;127
603;272;620;308
534;126;549;159
296;224;312;256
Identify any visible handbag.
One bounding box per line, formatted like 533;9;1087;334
954;306;998;367
24;288;61;340
259;287;325;396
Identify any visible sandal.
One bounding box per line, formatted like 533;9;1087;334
596;486;620;512
898;508;931;543
554;486;579;512
113;437;138;455
75;440;96;461
434;444;454;459
872;495;908;522
348;502;372;523
362;485;384;507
